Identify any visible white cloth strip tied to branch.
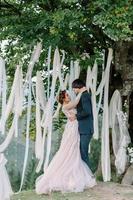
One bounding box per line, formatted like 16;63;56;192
0;65;24;199
86;49;112;181
58;50;65;90
91;62;99;139
36;99;52;173
86;66;92;92
109;90;122;156
14;66;23;137
66;59;80;100
101;48;113;182
44;49;70;170
86;51;110;140
0;153;13;200
35;71;46;160
0;57;7;135
86;61;103;139
18;76;32;192
53;64;70;118
47;46;52;99
35;48;60;172
74;60;80;80
35;48;67;173
0;119;15;153
19;43;42;192
43;48;62;171
109;90;131;174
0;66;23;152
97;69;104;114
3;66;21;122
69;61;74;98
86;62;102;140
25;43;42;83
53;73;69;119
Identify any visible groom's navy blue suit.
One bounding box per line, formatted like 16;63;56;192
76;90;94;168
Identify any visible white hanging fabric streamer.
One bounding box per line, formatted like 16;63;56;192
14;66;23;138
18;76;32;192
58;50;65;90
0;65;24;199
0;58;7;135
47;46;52;99
25;43;42;83
36;48;60;172
19;43;42;192
109;90;130;174
86;63;102;139
86;49;113;181
35;71;46;160
35;48;67;173
91;62;99;139
0;65;23;151
0;120;15;153
86;66;92;92
69;61;75;98
86;61;104;140
53;73;69;119
101;48;113;182
74;60;80;79
43;48;61;170
0;153;13;200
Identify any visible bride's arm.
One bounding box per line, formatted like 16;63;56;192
63;92;82;110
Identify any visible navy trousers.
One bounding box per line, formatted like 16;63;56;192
80;133;92;168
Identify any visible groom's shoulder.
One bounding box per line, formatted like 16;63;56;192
81;90;91;99
82;90;91;96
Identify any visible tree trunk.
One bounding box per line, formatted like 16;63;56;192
121;164;133;185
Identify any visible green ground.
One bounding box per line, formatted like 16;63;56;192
11;182;133;200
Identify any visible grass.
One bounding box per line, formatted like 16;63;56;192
11;182;133;200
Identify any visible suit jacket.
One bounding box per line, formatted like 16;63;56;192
76;91;94;135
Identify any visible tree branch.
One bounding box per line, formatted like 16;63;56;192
0;0;21;16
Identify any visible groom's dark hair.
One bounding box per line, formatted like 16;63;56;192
72;79;86;89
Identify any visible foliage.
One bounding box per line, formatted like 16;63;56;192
89;138;101;173
22;155;42;190
1;0;132;76
27;106;36;141
93;0;133;41
8;162;21;192
53;109;66;133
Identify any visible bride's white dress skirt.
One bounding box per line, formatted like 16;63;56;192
36;120;96;194
0;153;13;200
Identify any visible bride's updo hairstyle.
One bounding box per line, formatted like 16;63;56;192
57;90;66;105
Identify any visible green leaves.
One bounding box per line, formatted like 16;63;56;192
1;0;133;77
93;0;133;41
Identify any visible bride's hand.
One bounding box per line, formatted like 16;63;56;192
80;87;87;93
69;114;76;121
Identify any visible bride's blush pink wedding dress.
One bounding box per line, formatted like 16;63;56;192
35;108;96;194
0;153;13;200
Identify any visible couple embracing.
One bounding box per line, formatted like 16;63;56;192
36;79;96;194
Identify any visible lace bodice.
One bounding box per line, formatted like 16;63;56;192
62;107;77;119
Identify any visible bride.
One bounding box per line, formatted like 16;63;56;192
35;90;96;194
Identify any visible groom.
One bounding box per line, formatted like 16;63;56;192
71;79;94;168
